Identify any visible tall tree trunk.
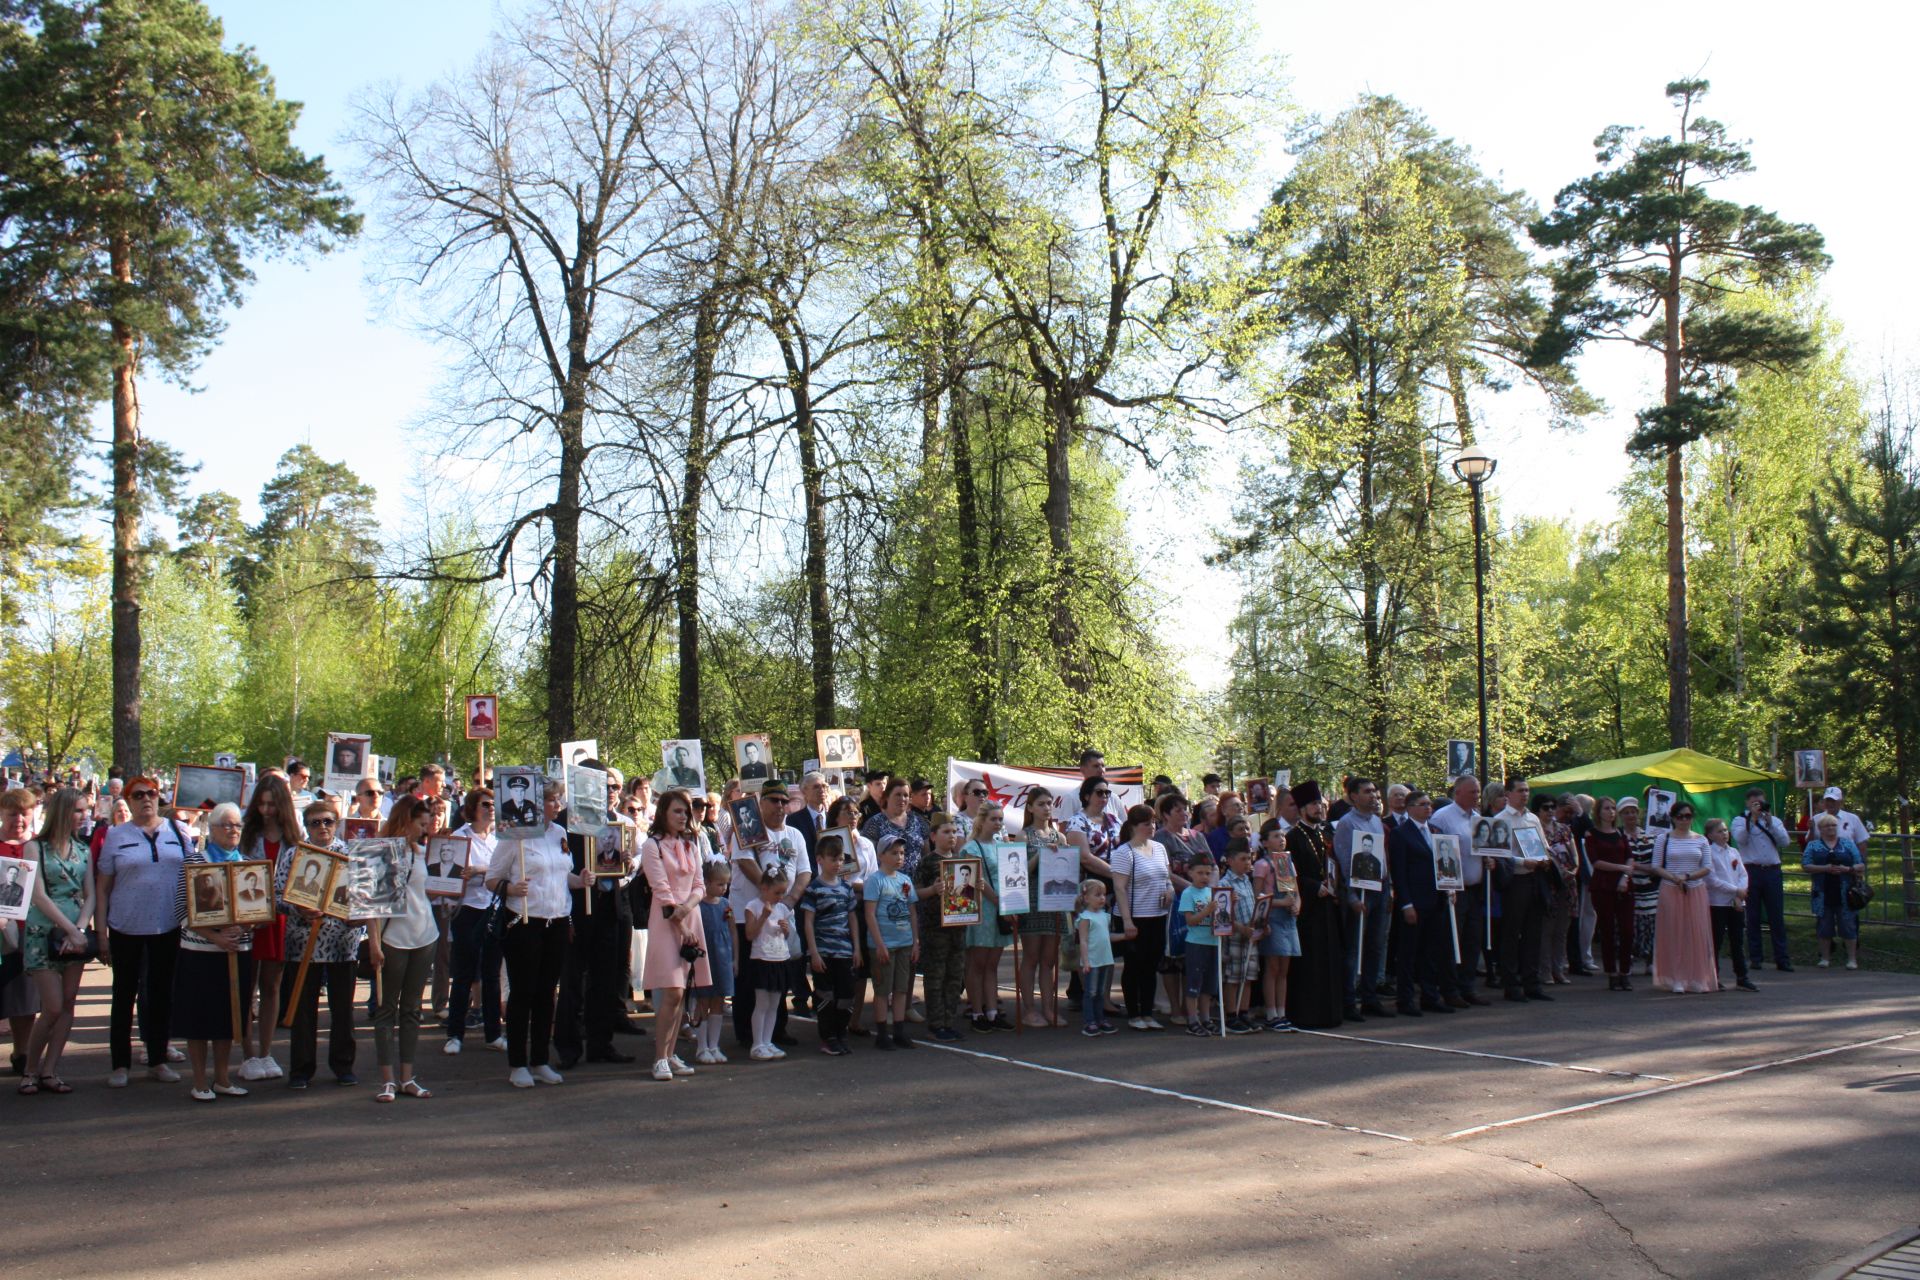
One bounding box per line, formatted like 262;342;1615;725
109;229;141;773
949;381;995;758
549;408;584;756
676;296;718;740
1726;451;1748;765
1041;385;1089;743
775;320;836;729
1663;246;1691;748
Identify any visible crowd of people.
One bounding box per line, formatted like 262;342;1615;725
0;749;1878;1100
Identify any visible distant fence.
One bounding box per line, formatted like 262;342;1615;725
1781;832;1920;928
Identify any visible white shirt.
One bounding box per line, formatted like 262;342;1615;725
490;823;572;919
453;824;497;909
747;899;794;962
1730;813;1790;867
1428;802;1481;886
728;824;810;918
378;846;439;950
1705;840;1749;907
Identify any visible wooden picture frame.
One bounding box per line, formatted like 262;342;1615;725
465;693;499;741
174;763;245;813
815;728;865;771
323;732;373;797
939;857;984;927
284;843;345;914
185;863;234;929
1792;749;1826;791
733;733;773;782
424;834;471;900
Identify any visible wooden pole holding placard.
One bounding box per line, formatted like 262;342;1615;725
1010;921;1022;1036
227;951;243;1048
519;841;529;923
583;835;594;916
282;921;321;1029
1355;888;1367;978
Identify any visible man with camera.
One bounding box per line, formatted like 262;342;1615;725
1732;788;1794;971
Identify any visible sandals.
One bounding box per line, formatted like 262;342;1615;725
39;1075;72;1094
400;1078;432;1099
16;1076;38;1095
374;1082;397;1103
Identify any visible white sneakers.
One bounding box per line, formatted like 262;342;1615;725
694;1048;728;1065
212;1082;248;1097
148;1064;180;1084
443;1038;462;1056
106;1068;130;1088
530;1065;563;1085
239;1056;283;1081
1818;959;1831;968
486;1036;508;1052
669;1055;694;1077
509;1067;536;1088
651;1059;676;1081
1846;959;1859;970
749;1044;787;1060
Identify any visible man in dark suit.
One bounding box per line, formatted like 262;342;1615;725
787;771;829;859
1388;790;1463;1016
555;757;640;1067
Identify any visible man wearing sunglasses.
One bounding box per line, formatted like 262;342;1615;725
95;776;198;1087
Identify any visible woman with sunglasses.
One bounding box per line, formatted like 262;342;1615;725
441;788;505;1056
1649;802;1717;994
95;775;197;1087
274;797;367;1088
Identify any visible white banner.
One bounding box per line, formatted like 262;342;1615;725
944;759;1146;835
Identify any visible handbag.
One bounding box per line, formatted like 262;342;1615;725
483;888;516;943
51;928;100;963
1846;877;1875;912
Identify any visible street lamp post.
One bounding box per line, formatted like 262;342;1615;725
1451;445;1498;786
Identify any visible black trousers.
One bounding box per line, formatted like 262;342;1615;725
733;922;789;1045
1455;882;1488;992
813;955;856;1041
502;918;567;1069
443;904;503;1042
1121;915;1168;1018
1498;874;1546;993
285;959;358;1080
1711;904;1749;981
109;930;179;1070
1395;906;1456;1006
555;907;630;1057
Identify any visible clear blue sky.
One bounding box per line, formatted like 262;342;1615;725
120;1;1919;680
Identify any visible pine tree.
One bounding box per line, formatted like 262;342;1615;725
1529;78;1827;749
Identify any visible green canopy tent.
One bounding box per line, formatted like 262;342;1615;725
1529;748;1790;825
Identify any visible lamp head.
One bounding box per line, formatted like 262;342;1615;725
1451;444;1497;485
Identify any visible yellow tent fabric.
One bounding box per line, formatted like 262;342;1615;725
1531;748;1785;794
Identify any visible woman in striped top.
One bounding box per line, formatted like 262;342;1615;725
1650;802;1717;994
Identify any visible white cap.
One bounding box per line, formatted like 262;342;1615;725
1822;786;1844;802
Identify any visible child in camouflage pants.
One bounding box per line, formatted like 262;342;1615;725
913;813;969;1042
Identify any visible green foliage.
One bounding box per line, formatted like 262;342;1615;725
0;540;111;769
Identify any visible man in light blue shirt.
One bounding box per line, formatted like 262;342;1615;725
1333;777;1392;1017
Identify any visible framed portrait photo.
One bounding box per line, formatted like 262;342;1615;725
1210;885;1236;937
727;795;767;847
1246;777;1271;814
230;861;276;926
284;844;344;914
323;732;373;797
561;739;599;772
1431;833;1465;891
493;766;548;838
424;834;471;900
815;729;865;771
940;857;984;927
341;817;380;842
343;838;411;919
0;857;37;922
1512;827;1550;864
660;739;706;793
1347;831;1385;891
1446;739;1476;782
185;863;234;929
464;693;499;741
733;733;773;783
1273;768;1292;794
174;763;245;813
994;842;1030;915
565;764;610;838
1793;749;1826;791
1036;843;1079;913
1252;894;1273;929
1644;788;1677;831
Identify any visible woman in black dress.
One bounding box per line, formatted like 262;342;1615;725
1284;781;1348;1029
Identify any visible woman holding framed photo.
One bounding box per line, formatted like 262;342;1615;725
274;797;366;1089
172;803;252;1101
236;773;297;1082
369;796;439;1102
487;778;575;1089
441;788;503;1056
19;788;95;1094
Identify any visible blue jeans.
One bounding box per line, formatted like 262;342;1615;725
444;904;503;1042
1082;965;1112;1028
1744;864;1789;965
1344;890;1392;1005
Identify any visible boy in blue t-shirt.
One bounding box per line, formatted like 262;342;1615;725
803;843;863;1056
862;837;919;1050
1179;855;1221;1037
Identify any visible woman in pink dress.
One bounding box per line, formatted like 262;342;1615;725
1650;802;1718;994
641;790;711;1081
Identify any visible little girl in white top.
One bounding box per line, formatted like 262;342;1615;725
744;870;795;1061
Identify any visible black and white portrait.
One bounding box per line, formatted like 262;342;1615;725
494;767;546;837
561;739;599;771
1512;827;1550;863
284;846;337;913
425;834;470;899
1447;739;1475;780
1644;788;1676;831
344;838;410;919
324;733;372;796
0;859;33;919
734;734;772;781
1349;832;1384;889
728;795;767;847
1431;834;1464;891
996;842;1029;915
662;738;706;791
1793;749;1826;791
816;729;865;770
232;862;275;925
186;863;232;928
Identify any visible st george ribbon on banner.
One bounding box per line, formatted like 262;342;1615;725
944;759;1146;834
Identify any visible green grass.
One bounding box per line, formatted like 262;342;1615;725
1777;906;1920;974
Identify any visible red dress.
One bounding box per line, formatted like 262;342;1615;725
249;838;287;962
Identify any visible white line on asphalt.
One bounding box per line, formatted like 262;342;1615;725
1295;1029;1677;1082
1439;1029;1920;1141
914;1037;1417;1143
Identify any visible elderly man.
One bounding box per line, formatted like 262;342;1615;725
1427;775;1491;1004
729;782;811;1050
1384;783;1411;828
1495;777;1551;1002
1803;787;1872;849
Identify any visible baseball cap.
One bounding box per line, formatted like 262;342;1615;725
1822;786;1844;802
